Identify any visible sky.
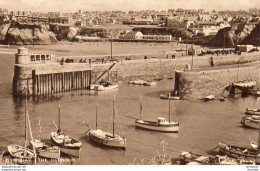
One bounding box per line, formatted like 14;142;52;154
0;0;259;12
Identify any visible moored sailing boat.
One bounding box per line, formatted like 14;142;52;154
87;98;126;150
30;120;60;159
135;97;179;132
7;97;35;164
50;106;82;157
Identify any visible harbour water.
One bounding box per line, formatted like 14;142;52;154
0;45;260;165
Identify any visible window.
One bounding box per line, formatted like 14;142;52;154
31;55;35;61
36;55;40;61
41;55;45;60
46;54;49;60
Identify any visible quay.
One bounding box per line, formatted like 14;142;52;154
12;47;260;97
12;47;93;97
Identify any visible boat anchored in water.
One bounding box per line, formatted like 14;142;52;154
86;98;126;150
178;151;254;165
7;97;36;165
94;81;118;91
129;80;156;86
233;80;256;89
246;108;260;116
50;106;82;158
160;91;180;100
200;95;215;101
218;141;260;164
135;97;179;132
30;120;60;160
241;115;260;129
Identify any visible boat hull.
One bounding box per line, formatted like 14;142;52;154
7;145;35;164
94;84;118;91
129;80;156;86
37;148;60;159
50;132;81;158
245;109;260;116
160;95;180;100
241;117;260;129
218;143;260;164
135;121;179;132
30;139;60;159
88;130;126;149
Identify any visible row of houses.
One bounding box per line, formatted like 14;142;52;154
119;31;172;42
185;21;231;36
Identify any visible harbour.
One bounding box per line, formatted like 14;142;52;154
1;43;260;164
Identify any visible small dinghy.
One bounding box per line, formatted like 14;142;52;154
129;80;156;86
241;115;260;129
30;139;60;159
160;91;180;100
246;108;260;116
201;95;215;101
94;81;118;91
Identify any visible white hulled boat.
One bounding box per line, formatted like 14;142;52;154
7;97;36;164
160;91;180;100
241;115;260;129
233;80;256;88
200;95;215;101
246;108;260;116
87;99;126;150
135;97;179;132
50;106;82;157
129;80;156;86
94;81;118;91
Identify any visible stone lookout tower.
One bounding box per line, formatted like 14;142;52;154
15;47;30;65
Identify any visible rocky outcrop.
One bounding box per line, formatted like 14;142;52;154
4;23;57;45
50;24;79;41
0;23;10;42
209;23;257;48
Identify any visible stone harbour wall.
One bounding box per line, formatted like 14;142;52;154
174;65;260;99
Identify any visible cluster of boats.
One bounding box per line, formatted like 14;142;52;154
174;151;256;165
1;101;82;165
1;94;180;165
241;108;260;129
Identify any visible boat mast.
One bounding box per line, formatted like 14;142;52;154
24;95;28;156
58;105;61;131
96;101;98;130
27;109;37;165
168;99;171;123
258;125;260;154
113;96;115;138
39;119;41;140
140;96;142;119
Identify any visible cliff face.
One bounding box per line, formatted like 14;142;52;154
4;23;57;45
0;23;10;41
209;23;257;48
242;24;260;46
